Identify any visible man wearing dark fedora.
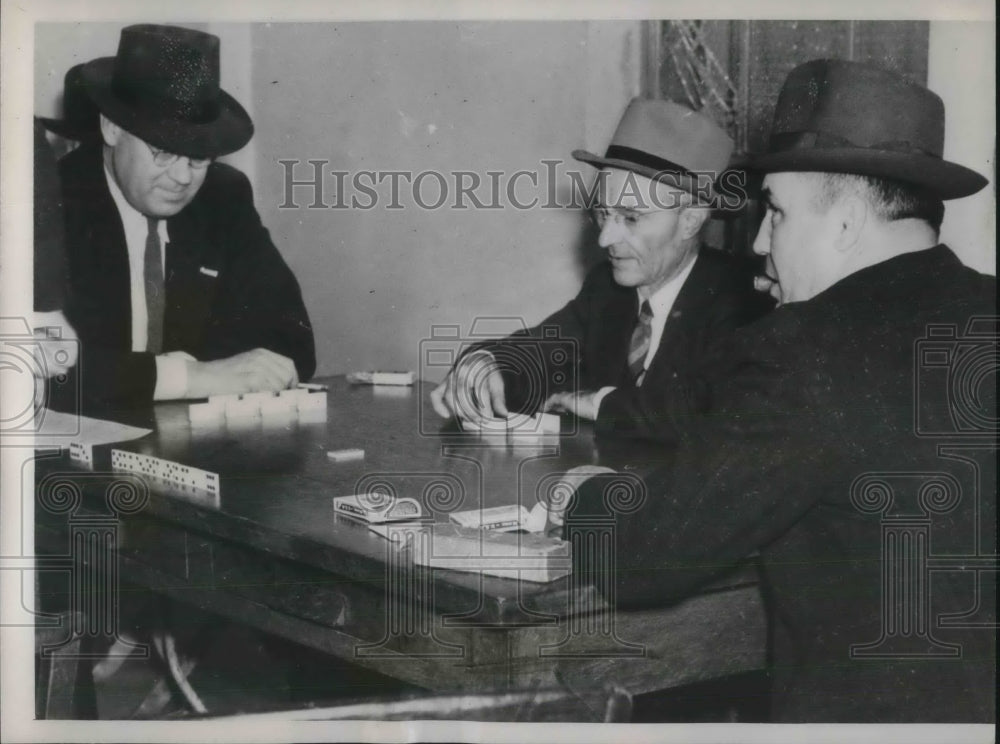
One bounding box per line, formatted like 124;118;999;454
554;59;996;721
431;97;770;437
52;24;315;412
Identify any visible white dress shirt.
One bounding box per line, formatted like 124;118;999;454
103;167;192;399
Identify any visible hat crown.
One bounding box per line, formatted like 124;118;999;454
110;24;222;124
769;59;945;158
609;98;734;175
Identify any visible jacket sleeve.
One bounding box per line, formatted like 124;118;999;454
468;269;601;413
566;313;831;609
197;167;317;381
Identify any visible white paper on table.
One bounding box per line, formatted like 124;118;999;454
33;408;152;449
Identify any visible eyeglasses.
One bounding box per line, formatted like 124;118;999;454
145;142;212;170
591;206;662;229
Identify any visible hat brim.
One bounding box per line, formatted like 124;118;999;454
572;149;741;211
81;57;253;159
38;116;99;141
742;148;987;200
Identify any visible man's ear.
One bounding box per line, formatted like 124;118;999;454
833;193;867;253
679;204;710;240
98;113;121;147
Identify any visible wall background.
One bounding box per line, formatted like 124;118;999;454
35;20;994;379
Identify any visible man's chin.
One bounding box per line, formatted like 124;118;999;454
610;266;639;288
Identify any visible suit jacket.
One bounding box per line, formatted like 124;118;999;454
56;142;315;413
568;245;997;722
476;248;772;436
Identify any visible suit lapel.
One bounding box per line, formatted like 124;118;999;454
162;204;219;352
645;252;712;378
71;148;134;349
595;280;639;387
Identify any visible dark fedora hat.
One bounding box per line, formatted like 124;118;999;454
38;64;101;141
745;59;987;200
80;24;253;159
573;97;736;207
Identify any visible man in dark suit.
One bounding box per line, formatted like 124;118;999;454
53;24;314;414
555;60;997;722
431;98;769;437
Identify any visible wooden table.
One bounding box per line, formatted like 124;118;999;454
35;377;765;698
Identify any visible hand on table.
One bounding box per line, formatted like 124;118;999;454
543;390;602;421
185;348;298;398
430;350;508;426
32;310;79;378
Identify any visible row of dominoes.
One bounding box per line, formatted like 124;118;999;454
188;387;327;426
460;412;560;436
111;449;219;495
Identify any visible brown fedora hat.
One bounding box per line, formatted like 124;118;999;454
573;98;736;207
80;24;253;159
745;59;987;200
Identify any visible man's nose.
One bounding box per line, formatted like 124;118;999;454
597;218;625;248
752;217;771;256
166;157;194;185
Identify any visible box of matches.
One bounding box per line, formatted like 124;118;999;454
333;493;424;523
415;524;571;583
450;504;530;532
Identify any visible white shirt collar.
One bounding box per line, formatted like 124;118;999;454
638;253;698;318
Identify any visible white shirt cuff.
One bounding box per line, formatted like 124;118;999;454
592;386;616;416
153;351;195;400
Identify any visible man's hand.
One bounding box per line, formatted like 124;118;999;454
185;348;298;398
543;390;601;421
32;310;79;379
430;350;508;425
543;465;617;530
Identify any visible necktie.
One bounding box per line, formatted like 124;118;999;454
627;300;653;386
144;217;164;354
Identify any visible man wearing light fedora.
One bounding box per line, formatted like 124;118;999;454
555;59;996;721
431;97;770;437
53;24;315;413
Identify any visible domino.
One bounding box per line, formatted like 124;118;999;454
223;395;262;420
507;412;560;435
294;388;327;413
346;370;415;386
69;442;95;468
111;449;219;495
414;524;571;582
327;448;365;463
188;401;226;427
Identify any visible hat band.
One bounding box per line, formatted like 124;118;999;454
112;76;221;125
769;131;939;159
604;145;695;178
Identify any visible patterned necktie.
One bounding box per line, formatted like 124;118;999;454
144;217;164;354
627;300;653;386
